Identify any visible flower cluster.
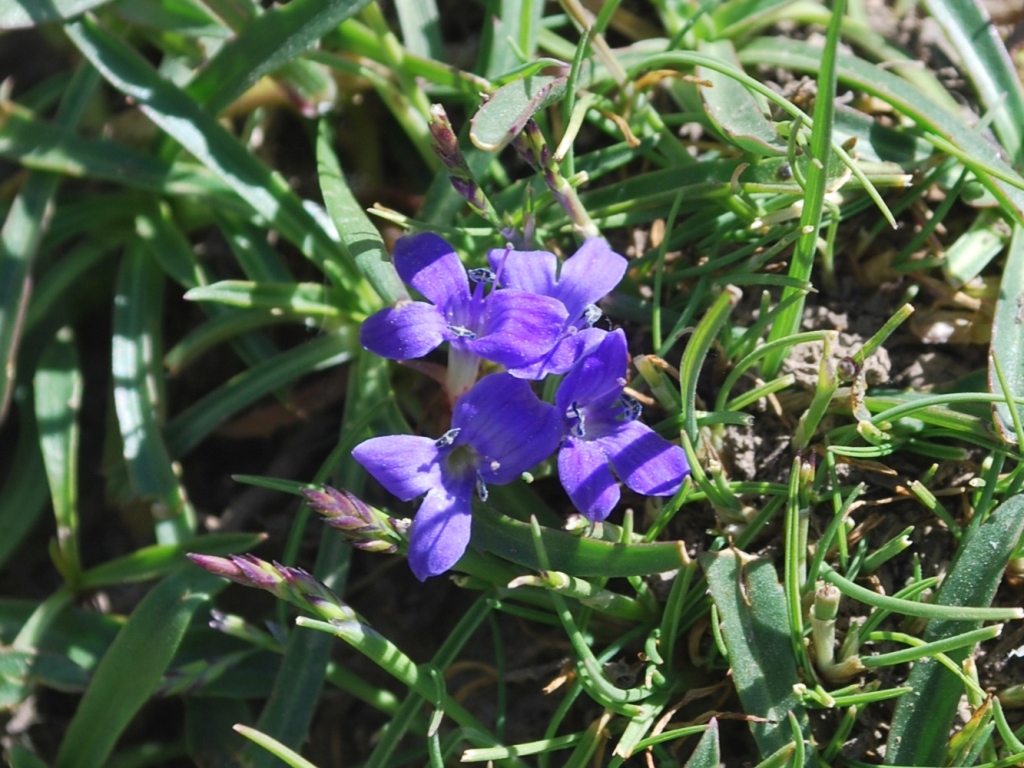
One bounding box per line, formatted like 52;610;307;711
354;234;690;580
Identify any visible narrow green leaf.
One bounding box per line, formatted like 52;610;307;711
33;327;83;581
184;281;343;317
0;405;49;569
63;16;365;301
0;64;97;422
469;76;568;152
943;210;1007;286
763;0;845;378
393;0;443;59
885;493;1024;765
112;244;195;544
0;103;237;203
701;550;810;758
164;329;357;457
923;0;1024;166
737;39;1024;224
683;718;720;768
235;725;319;768
164;310;293;375
317;120;407;307
79;533;265;589
184;0;373;114
710;0;798;38
698;40;786;157
8;743;51;768
472;503;689;577
0;0;113;29
53;568;224;768
990;225;1024;442
112;0;227;37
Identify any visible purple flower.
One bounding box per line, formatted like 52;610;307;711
488;237;628;379
360;233;569;399
352;373;561;580
555;330;689;521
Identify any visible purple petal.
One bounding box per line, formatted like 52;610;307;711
555;329;628;413
407;475;474;580
602;421;690;497
558;437;620;521
468;289;568;368
488;247;558;296
555;238;628;318
352;435;442;501
508;327;608;380
452;374;561;484
393;233;470;309
360;302;450;360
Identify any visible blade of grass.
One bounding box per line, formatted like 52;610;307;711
923;0;1024;166
163;328;357;457
762;0;845;377
52;568;224;768
33;327;83;583
63;16;368;304
701;550;810;758
0;0;113;28
317;120;408;307
989;225;1024;442
885;493;1024;765
0;403;49;569
184;0;372;115
0;63;98;423
112;244;195;544
737;39;1024;224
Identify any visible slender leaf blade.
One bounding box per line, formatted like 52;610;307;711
990;225;1024;441
885;493;1024;765
53;568;224;768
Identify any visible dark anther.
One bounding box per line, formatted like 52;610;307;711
467;268;496;284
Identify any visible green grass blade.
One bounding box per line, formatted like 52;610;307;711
317;120;407;307
990;225;1024;442
762;0;845;377
472;503;689;577
885;493;1024;765
393;0;443;58
185;281;344;317
683;718;720;768
0;63;98;422
164;329;357;456
244;352;389;765
63;16;365;301
0;0;112;28
33;328;83;582
8;744;51;768
923;0;1024;165
701;550;810;758
52;568;225;768
79;533;265;588
112;244;196;544
235;725;319;768
737;38;1024;223
185;0;372;114
0;404;50;569
697;40;786;157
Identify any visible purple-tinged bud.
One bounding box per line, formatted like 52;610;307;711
428;104;468;174
230;554;287;595
187;554;252;586
302;486;402;554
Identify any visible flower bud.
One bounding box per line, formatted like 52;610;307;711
302;486;402;554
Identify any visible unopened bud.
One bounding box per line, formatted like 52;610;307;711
302;486;402;554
